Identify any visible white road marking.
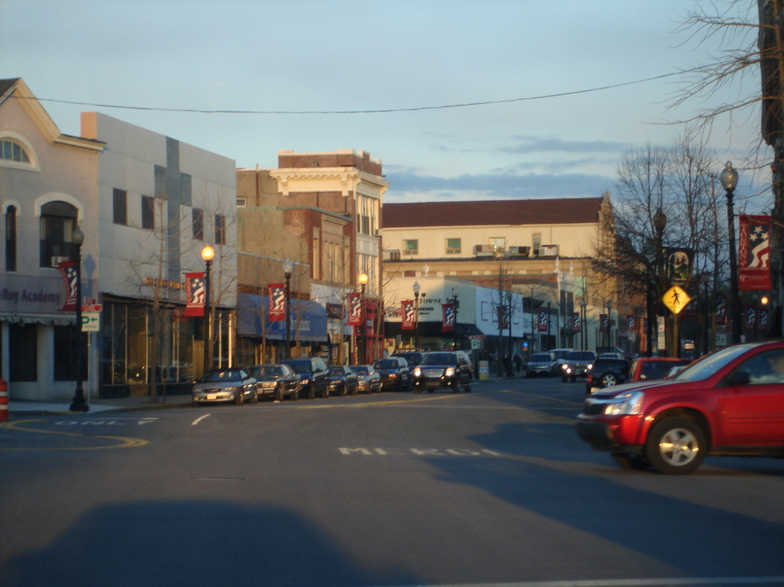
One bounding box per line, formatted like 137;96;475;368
191;414;211;426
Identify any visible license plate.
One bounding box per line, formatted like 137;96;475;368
207;394;217;400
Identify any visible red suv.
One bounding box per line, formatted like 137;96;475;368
575;341;784;474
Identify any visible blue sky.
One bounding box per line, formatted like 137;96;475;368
0;0;770;210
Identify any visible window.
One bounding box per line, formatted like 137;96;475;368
533;233;541;256
53;325;87;381
5;205;16;271
141;195;154;230
214;214;225;245
446;238;461;254
489;237;505;253
0;139;30;164
9;324;36;382
113;189;127;225
403;239;418;255
39;201;78;268
193;209;204;240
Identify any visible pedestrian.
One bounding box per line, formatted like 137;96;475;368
503;354;513;377
514;354;522;372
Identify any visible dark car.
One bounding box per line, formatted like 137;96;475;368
192;368;257;406
350;364;381;394
391;351;424;369
561;350;597;382
526;352;558;377
411;351;472;393
585;357;630;395
575;340;784;474
282;357;330;399
328;365;359;396
373;357;410;391
248;363;300;401
627;357;693;383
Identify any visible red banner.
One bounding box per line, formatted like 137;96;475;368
738;215;772;290
599;314;609;333
744;306;756;330
401;300;415;330
58;260;78;312
347;293;362;326
572;313;580;333
268;283;286;321
537;310;547;332
184;272;205;317
442;303;455;332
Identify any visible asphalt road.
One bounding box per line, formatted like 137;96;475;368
1;377;783;587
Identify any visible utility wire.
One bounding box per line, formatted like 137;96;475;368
27;70;689;115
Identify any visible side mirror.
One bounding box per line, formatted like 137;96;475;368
728;370;752;386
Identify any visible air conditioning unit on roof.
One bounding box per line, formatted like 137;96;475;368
507;246;530;257
473;244;496;256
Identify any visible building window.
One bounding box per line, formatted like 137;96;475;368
9;323;37;382
53;325;87;381
215;214;225;245
489;237;505;253
533;233;541;256
5;205;17;271
39;201;78;268
141;195;155;230
113;189;127;225
446;238;461;255
193;208;204;240
0;139;30;164
403;239;418;255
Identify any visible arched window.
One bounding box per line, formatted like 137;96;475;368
0;139;31;164
5;205;16;271
39;201;78;268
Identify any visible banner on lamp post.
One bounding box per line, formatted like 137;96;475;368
442;303;455;332
268;283;285;322
58;260;78;312
347;293;362;326
184;272;205;317
738;215;772;290
401;301;415;330
572;313;580;333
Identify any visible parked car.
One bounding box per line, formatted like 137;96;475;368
575;340;784;474
192;368;257;406
597;346;636;362
350;364;381;394
561;350;597;382
411;351;473;393
627;357;693;383
585;357;630;395
374;357;411;391
551;348;574;370
526;352;558;377
282;357;330;399
247;363;300;401
328;365;359;396
391;351;424;369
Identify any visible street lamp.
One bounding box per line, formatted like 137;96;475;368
358;273;369;363
651;207;667;356
720;161;743;344
451;288;459;350
69;226;87;412
579;299;586;350
201;244;215;371
413;281;422;349
284;259;293;359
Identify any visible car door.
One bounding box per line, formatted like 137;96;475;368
718;348;784;445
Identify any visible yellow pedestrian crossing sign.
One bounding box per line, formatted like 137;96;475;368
663;286;690;315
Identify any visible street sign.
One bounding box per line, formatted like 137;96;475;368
82;304;102;313
81;312;101;332
662;286;690;315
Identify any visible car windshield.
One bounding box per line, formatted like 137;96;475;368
375;359;399;369
567;352;594;361
553;350;571;360
285;360;312;374
200;369;244;382
250;365;284;378
673;345;754;382
329;366;347;375
351;366;369;375
422;353;457;366
530;354;551;362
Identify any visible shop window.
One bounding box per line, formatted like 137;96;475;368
53;325;87;381
39;201;78;268
9;324;37;382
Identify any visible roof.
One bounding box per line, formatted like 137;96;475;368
381;197;604;228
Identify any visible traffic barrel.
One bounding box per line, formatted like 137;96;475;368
0;378;8;421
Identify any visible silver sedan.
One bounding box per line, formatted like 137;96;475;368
192;368;258;405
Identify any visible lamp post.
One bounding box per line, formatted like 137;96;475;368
201;244;214;371
358;273;369;363
720;161;743;344
579;299;586;350
69;226;88;412
413;281;422;349
652;207;667;355
451;288;459;350
284;259;293;359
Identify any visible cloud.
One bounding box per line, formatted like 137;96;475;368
500;137;630;155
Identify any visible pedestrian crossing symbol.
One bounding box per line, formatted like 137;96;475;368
663;285;690;315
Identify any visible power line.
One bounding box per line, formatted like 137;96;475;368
27;70;689;115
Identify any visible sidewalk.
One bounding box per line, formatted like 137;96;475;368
7;394;194;416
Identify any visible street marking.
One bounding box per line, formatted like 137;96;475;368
339;447;503;456
55;417;158;426
191;414;211;426
390;577;784;586
0;419;147;450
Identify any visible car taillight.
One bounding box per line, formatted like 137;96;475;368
586;375;593;383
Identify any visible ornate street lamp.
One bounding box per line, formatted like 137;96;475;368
413;281;422;349
720;161;743;344
452;287;459;350
69;226;88;412
284;259;294;359
579;299;587;351
358;273;369;363
201;244;215;371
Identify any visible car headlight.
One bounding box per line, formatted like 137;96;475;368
445;367;455;377
413;367;422;377
561;364;568;370
587;363;594;370
224;386;239;392
603;391;645;416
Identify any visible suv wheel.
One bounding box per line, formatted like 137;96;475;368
600;373;618;387
646;417;706;475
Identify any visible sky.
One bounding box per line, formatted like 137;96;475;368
0;0;772;210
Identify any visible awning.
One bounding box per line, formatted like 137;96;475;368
384;321;486;338
238;293;328;342
0;312;76;326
